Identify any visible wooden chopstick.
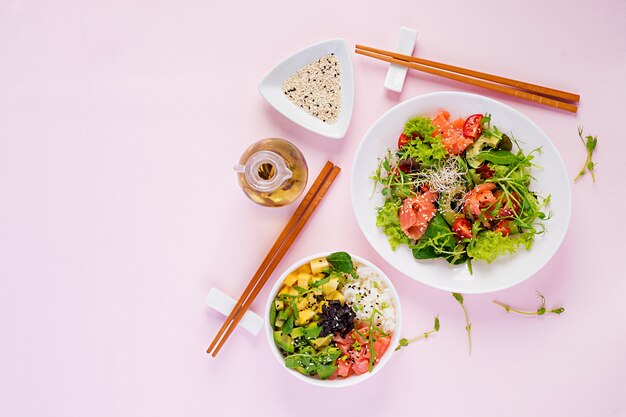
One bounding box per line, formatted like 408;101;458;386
207;162;341;357
355;46;579;113
356;44;580;103
206;161;333;356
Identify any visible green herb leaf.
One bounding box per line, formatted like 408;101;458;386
395;315;440;352
327;252;357;278
452;293;472;356
493;291;565;317
574;126;598;182
476;150;520;165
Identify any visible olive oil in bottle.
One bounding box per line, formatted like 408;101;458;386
234;138;308;207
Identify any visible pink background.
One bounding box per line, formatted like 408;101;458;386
1;1;625;416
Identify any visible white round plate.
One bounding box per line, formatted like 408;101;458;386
351;92;571;294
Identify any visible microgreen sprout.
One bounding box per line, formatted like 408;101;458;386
574;126;598;182
493;291;565;316
452;293;472;356
395;315;440;351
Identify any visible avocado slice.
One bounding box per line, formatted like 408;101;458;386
466;134;501;167
304;323;322;340
269;301;277;329
438;188;465;226
273;330;294;353
290;326;305;338
311;334;333;349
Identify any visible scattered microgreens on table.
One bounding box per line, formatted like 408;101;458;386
493;291;565;316
452;293;472;356
574;126;598;182
395;316;440;351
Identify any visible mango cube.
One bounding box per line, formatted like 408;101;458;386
283;272;298;287
310;257;329;274
296;273;311;289
296;309;315;325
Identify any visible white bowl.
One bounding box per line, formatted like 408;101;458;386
264;252;402;388
351;92;572;294
258;39;355;139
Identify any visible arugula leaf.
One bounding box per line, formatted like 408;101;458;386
475;150;520;165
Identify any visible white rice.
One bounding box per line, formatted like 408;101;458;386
343;265;396;332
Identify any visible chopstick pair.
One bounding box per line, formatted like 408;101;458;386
355;44;580;113
206;161;341;357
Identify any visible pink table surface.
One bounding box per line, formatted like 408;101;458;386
1;1;625;416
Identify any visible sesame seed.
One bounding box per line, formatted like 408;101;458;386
281;54;341;124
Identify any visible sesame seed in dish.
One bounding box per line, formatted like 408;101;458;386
281;54;341;124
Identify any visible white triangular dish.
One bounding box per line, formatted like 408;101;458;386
258;38;354;139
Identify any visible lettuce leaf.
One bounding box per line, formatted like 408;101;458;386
401;117;448;167
376;199;409;250
404;116;436;138
467;231;534;263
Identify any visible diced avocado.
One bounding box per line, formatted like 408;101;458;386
326;290;345;304
296;309;315;325
290;327;305;338
310;257;329;274
466;134;501;162
277;308;293;321
274;318;285;328
273;330;294;353
274;299;284;311
317;364;338;380
297;264;312;274
321;278;339;296
311;334;332;348
296;273;311;289
304;323;323;339
283;273;298;287
469;169;484;186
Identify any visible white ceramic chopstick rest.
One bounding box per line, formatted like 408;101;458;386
384;27;418;93
205;288;264;336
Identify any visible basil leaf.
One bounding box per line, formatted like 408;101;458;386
327;252;356;276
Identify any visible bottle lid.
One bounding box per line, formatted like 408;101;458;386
233;150;292;193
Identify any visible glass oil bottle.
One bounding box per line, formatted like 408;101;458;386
234;138;308;207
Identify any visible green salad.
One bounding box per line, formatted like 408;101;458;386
372;110;551;270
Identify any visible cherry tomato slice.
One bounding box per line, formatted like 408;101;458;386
398;133;411;149
463;114;483;139
493;220;511;236
452;218;473;240
475;163;495;179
